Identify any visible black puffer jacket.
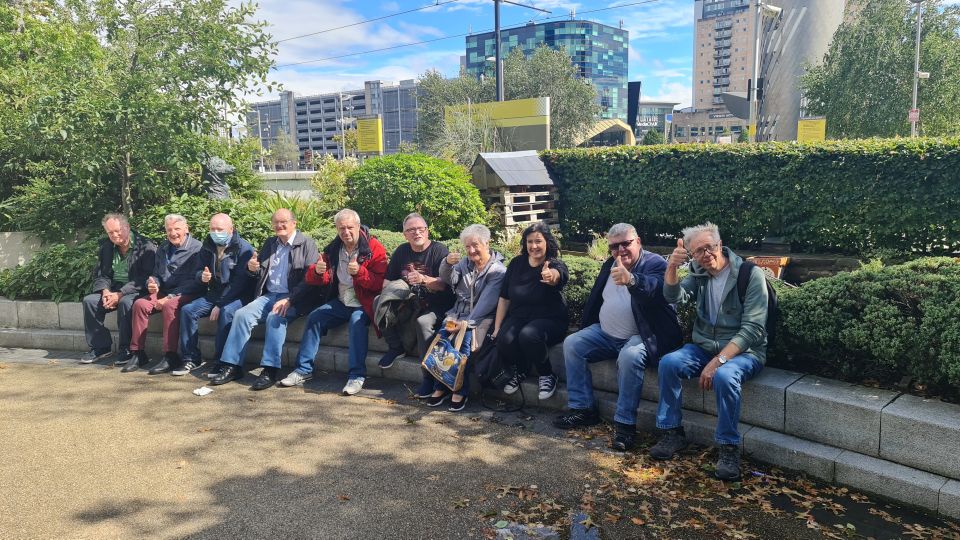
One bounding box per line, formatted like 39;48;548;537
90;232;157;296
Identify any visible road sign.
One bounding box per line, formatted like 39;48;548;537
909;108;920;123
665;113;673;123
797;117;826;143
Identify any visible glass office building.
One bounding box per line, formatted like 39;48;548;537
465;20;628;120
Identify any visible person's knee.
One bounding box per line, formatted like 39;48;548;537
658;351;683;376
132;298;152;314
563;332;587;365
518;325;545;346
618;347;648;372
83;293;100;309
713;368;739;393
349;310;367;325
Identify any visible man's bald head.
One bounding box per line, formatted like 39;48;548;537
210;213;234;233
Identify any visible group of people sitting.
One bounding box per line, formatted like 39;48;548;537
81;208;768;481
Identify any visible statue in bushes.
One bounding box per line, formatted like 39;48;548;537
651;222;769;482
202;156;234;200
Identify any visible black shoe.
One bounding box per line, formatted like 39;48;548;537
715;444;742;481
121;351;149;373
209;364;244;386
414;379;435;399
426;393;450;407
650;427;689;460
251;367;278;391
611;422;637;452
147;358;171;375
448;396;468;412
113;348;134;366
79;348;112;364
378;349;403;369
206;362;224;380
552;408;601;430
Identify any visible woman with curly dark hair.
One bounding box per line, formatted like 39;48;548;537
492;222;569;400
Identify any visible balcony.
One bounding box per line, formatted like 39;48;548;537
713;50;731;59
715;30;732;39
714;77;730;86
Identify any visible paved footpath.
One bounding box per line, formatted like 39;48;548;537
1;348;957;540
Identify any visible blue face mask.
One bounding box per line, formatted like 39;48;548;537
210;232;230;246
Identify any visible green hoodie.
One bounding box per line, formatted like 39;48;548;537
663;247;769;364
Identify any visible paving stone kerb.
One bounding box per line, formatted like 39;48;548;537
6;299;960;519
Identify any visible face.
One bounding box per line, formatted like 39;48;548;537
462;236;490;266
608;233;641;268
164;219;189;246
272;211;296;242
403;218;429;250
209;215;233;235
526;232;547;261
103;218;129;248
688;232;724;272
336;217;360;247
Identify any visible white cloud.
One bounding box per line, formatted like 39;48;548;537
643;81;692;109
381;1;400;11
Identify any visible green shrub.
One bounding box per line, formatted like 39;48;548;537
131;194;274;248
0;238;99;301
311;154;356;216
347;153;487;239
542;138;960;259
561;255;602;325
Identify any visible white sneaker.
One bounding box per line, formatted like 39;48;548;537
280;371;312;387
538;374;558;400
341;377;365;396
503;372;524;395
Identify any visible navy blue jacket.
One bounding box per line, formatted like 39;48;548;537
197;231;255;307
581;249;683;360
152;234;204;296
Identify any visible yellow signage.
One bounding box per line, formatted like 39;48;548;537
748;123;756;139
797;117;826;143
444;97;551;150
356;117;383;154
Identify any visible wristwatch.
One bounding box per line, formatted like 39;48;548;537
628;274;636;287
717;354;729;365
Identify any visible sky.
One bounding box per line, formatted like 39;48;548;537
247;0;696;108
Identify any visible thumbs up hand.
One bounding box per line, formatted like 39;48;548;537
668;238;689;269
147;276;159;295
201;266;212;283
540;260;556;285
347;252;359;276
315;254;327;275
248;251;260;272
446;250;461;266
611;255;632;286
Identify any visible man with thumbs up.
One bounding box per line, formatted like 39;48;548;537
553;223;682;454
177;213;255;377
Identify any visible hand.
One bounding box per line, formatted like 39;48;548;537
147;276;159;295
156;296;169;308
201;266;212;283
540;261;556;285
247;251;260;272
491;326;499;339
209;306;220;322
610;256;632;286
102;291;118;309
347;253;359;276
405;269;422;285
271;298;290;317
668;238;689;269
315;255;327;275
699;358;721;390
446;251;462;265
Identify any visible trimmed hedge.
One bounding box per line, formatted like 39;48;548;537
542;138;960;259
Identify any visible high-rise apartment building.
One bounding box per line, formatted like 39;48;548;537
464;20;629;120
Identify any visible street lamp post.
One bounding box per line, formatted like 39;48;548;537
910;0;923;138
749;0;781;143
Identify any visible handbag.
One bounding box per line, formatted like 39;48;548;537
421;320;472;392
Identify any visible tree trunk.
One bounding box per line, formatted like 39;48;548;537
121;152;133;218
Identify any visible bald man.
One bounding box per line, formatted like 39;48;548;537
176;213;256;376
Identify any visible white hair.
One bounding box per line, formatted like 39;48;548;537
164;214;188;226
606;223;637;239
334;208;360;226
681;222;721;247
459;224;490;244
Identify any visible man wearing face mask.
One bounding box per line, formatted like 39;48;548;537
176;213;255;377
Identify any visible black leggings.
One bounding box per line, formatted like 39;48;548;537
496;317;567;377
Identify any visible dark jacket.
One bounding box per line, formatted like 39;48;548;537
249;231;320;312
306;225;388;334
91;232;157;297
197;231;255;308
152;234;204;296
582;249;683;361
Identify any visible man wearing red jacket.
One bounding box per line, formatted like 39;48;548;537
280;208;387;395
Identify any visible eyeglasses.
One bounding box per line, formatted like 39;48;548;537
403;226;427;235
608;238;636;253
691;243;721;258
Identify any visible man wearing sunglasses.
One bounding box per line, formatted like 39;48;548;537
553;223;682;453
650;222;769;482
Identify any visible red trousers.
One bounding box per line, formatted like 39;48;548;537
130;294;196;354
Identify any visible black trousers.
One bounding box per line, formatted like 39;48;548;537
496;316;567;377
82;290;136;352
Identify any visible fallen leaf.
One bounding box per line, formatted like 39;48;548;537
493;520;509;529
175;460;187;469
337;494;350;502
630;517;646;526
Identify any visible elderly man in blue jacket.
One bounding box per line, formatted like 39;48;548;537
553;223;682;453
176;213;255;377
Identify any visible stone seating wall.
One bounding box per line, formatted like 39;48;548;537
1;297;958;519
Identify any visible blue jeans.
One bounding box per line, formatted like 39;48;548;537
219;293;300;368
294;299;369;378
179;296;244;362
562;323;649;425
656;343;763;445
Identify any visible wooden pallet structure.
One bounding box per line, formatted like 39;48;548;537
470;150;559;229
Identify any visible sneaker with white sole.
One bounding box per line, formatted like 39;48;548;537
79;349;112;364
342;377;365;396
171;361;199;376
538;374;558;400
280;371;312;387
503;372;524;395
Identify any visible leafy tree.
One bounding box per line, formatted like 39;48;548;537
332;128;359;157
640;129;665;145
416;69;494;156
311;154;357;217
268;131;301;171
800;0;960;138
434;107;505;167
347;153;487;239
737;130;749;143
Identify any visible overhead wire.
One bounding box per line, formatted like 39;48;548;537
275;0;462;43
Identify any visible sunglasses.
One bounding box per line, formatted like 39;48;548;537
690;243;721;258
608;238;636;253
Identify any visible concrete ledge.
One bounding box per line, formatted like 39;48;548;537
786;376;899;456
939;480;960;520
881;394;960;479
706;367;804;432
744;427;842;482
835;451;947;513
17;301;60;329
0;298;18;328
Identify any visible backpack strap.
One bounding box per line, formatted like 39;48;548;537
737;261;756;305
